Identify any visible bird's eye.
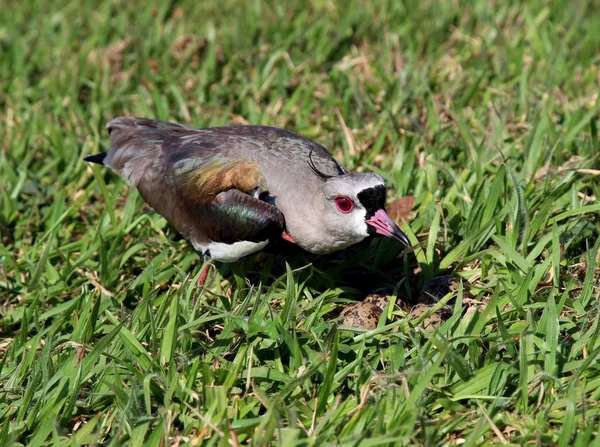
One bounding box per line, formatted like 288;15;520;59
334;196;355;213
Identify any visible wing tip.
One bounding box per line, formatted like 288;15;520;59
84;152;107;165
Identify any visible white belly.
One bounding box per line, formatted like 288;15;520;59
192;239;269;262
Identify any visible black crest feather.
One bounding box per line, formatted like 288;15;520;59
308;148;336;181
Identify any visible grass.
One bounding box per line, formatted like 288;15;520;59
1;0;600;444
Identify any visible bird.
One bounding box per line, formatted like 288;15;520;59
85;116;410;269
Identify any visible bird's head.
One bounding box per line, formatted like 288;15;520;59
280;151;411;254
317;171;410;250
282;150;410;253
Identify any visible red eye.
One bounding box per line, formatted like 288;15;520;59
335;196;354;213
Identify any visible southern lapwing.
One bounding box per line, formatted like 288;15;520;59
85;117;410;270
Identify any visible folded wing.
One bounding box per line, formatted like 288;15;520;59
97;117;286;258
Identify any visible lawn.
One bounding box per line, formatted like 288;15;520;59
1;0;600;445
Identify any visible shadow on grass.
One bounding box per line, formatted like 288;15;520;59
209;236;446;308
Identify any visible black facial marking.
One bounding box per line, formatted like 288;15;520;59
357;185;386;220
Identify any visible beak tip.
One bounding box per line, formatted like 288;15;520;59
395;231;411;248
366;209;411;248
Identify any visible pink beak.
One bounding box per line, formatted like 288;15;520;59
366;209;411;247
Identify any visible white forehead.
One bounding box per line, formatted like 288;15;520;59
322;172;385;197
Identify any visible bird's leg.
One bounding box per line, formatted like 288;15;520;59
197;254;213;286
